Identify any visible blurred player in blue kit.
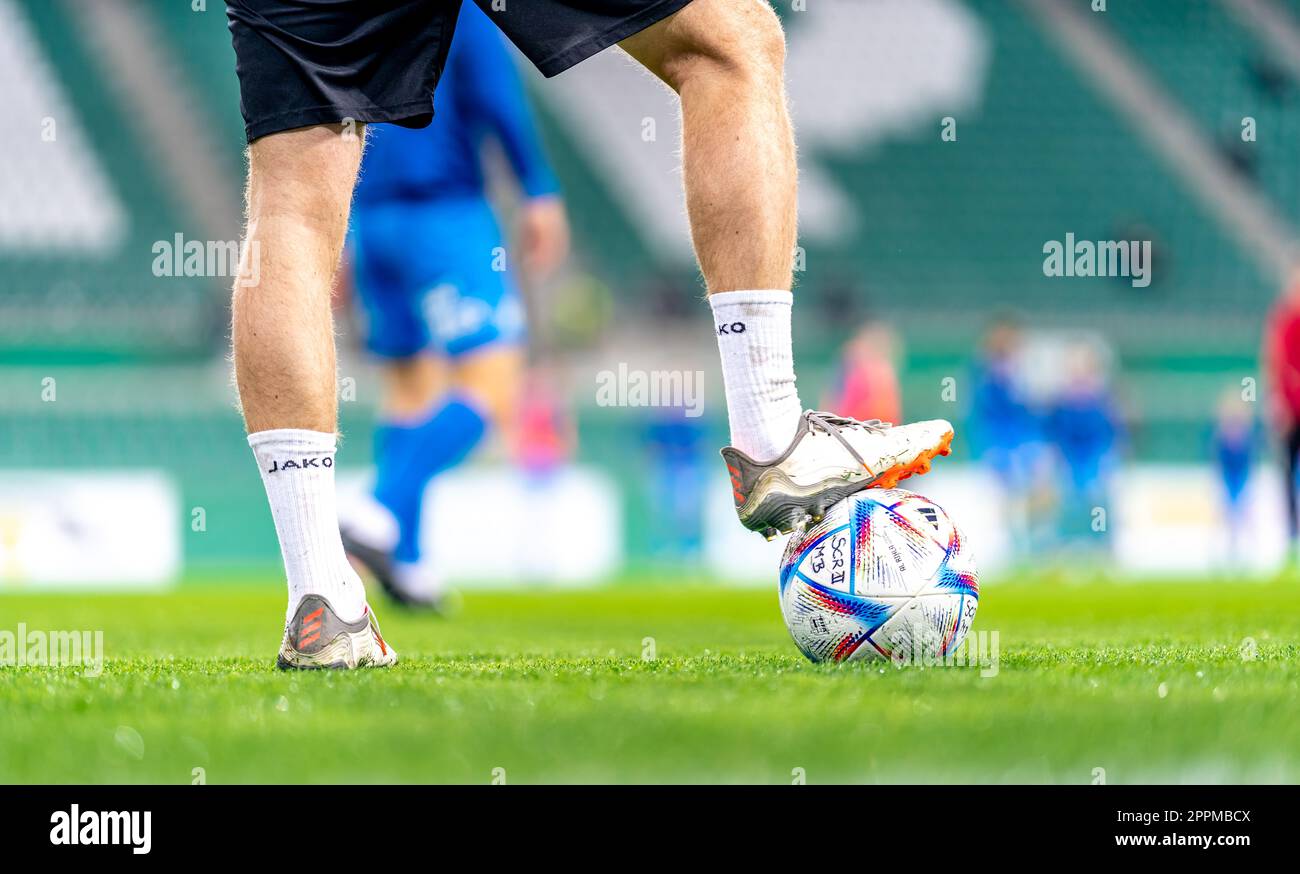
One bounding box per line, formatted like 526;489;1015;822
1212;388;1257;565
339;2;571;609
968;319;1052;558
1043;343;1123;550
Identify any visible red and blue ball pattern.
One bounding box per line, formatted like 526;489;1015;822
779;488;979;663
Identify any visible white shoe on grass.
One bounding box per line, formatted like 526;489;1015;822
276;594;397;670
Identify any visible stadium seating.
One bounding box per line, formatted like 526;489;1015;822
4;0;1297;568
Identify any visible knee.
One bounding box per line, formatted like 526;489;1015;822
651;0;786;93
246;124;363;232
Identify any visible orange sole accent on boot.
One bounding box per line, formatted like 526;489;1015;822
870;429;954;490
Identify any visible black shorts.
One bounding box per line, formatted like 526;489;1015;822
226;0;694;141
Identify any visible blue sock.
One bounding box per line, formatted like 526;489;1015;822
373;395;488;563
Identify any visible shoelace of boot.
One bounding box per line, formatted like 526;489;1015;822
803;410;892;471
805;410;892;433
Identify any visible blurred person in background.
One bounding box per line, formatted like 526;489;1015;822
1212;387;1257;566
821;320;902;426
644;408;708;562
1264;274;1300;560
338;3;570;610
513;364;577;479
968;319;1052;558
1043;343;1123;552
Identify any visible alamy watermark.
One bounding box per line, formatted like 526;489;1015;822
1043;233;1151;288
0;623;104;677
891;628;1000;678
152;233;260;286
596;363;704;417
50;804;150;854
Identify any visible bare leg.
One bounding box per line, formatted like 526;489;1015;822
624;6;957;537
234;124;363;433
234;124;379;638
620;0;797;294
622;0;803;465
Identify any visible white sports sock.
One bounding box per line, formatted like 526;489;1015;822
248;428;368;623
710;289;803;461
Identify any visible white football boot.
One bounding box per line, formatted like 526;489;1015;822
721;410;954;540
276;594;397;670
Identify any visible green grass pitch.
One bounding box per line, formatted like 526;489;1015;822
2;574;1299;783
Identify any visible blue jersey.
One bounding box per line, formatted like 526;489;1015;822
353;1;559;207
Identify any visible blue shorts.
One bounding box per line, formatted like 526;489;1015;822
351;199;525;359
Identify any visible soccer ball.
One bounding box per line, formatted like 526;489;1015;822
778;488;979;664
